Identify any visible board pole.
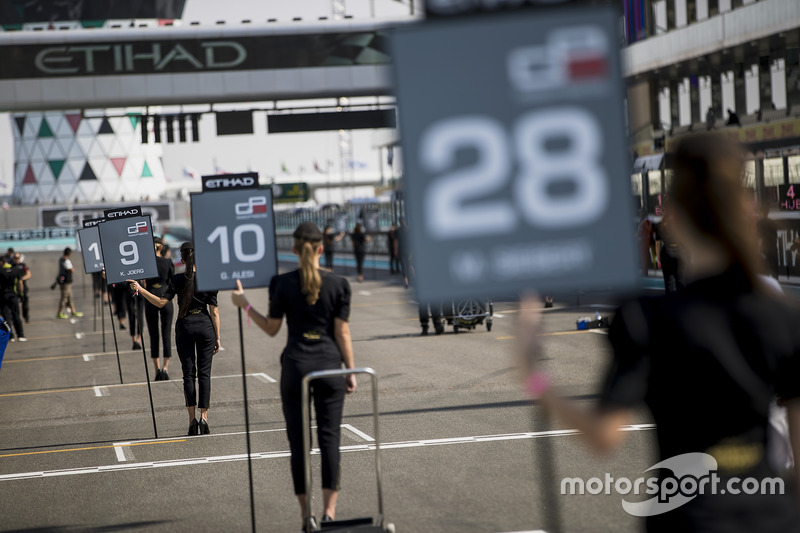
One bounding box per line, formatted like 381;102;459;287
238;308;256;532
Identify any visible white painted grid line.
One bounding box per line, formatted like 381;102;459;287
0;425;656;482
342;423;375;442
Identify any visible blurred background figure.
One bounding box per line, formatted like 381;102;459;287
11;253;31;323
654;204;685;293
349;223;372;283
387;223;400;275
144;237;175;380
519;134;800;533
322;225;344;272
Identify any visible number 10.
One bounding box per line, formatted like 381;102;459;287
208;224;265;264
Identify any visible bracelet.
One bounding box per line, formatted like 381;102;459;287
245;304;252;326
525;371;550;398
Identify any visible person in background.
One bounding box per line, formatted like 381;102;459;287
387;224;399;275
654;204;685;293
0;255;26;341
518;134;800;533
143;237;175;381
128;242;220;436
322;225;343;272
56;248;83;319
727;108;741;127
231;222;356;529
396;218;410;289
11;253;31;323
349;223;372;283
757;204;779;280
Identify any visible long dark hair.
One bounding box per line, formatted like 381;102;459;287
670;134;762;286
178;242;196;319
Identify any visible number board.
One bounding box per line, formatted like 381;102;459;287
778;185;799;211
333;213;349;234
77;226;104;274
98;215;159;284
391;6;638;301
190;188;278;292
364;210;380;233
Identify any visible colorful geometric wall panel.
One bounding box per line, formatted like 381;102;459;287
11;111;165;205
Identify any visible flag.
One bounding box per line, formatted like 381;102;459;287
281;162;289;174
182;166;199;180
215;165;229;175
314;161;322;173
347;160;368;170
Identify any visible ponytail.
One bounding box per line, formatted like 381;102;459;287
178;242;196;319
295;237;322;305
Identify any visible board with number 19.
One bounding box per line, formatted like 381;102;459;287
392;6;639;301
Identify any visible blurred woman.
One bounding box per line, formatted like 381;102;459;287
349;223;371;283
128;242;220;436
518;134;800;532
231;222;356;528
322;225;343;272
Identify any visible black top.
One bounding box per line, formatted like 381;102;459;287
602;267;800;531
144;257;174;298
0;263;19;300
163;273;218;320
268;269;350;364
350;232;367;254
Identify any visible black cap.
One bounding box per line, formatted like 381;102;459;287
293;222;323;241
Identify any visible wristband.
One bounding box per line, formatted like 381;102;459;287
525;371;550;398
245;304;252;326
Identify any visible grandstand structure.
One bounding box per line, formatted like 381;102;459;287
623;0;800;212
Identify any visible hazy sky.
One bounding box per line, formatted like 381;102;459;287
0;0;418;197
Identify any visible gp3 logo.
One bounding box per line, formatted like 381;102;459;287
127;221;148;235
235;196;268;217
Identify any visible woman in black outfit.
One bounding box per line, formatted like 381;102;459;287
518;134;800;532
128;242;220;436
322;225;343;272
143;238;174;381
231;222;357;527
349;223;371;282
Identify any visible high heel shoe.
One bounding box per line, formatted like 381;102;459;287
199;418;210;435
188;419;199;436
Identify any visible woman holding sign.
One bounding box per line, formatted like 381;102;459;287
231;222;356;526
518;135;800;532
128;242;221;436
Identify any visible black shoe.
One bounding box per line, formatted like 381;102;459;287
162;370;169;381
322;515;333;523
154;369;163;381
420;325;428;336
132;341;141;350
188;419;199;436
302;516;318;532
434;322;444;335
199;418;210;435
119;323;126;331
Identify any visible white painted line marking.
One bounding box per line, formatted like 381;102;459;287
75;332;85;339
494;313;505;318
113;442;132;462
0;425;656;482
253;373;277;383
83;354;92;361
93;386;105;397
588;329;609;335
342;424;375;442
358;290;371;296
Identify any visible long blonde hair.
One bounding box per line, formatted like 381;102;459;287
295;237;322;305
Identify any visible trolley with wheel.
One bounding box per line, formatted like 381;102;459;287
302;367;396;533
444;298;493;333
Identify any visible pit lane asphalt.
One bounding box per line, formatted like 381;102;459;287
0;252;658;533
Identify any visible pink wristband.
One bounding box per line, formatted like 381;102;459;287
525;371;550;398
245;304;252;326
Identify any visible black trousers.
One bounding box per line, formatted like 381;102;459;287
145;299;173;360
324;250;334;270
354;251;366;276
661;250;685;294
175;315;216;409
281;356;346;495
419;301;442;326
0;296;24;339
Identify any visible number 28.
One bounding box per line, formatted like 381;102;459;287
421;107;609;240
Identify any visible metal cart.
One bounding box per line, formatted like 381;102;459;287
302;367;395;533
444;298;494;333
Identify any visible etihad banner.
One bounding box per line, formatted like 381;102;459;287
0;31;389;79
